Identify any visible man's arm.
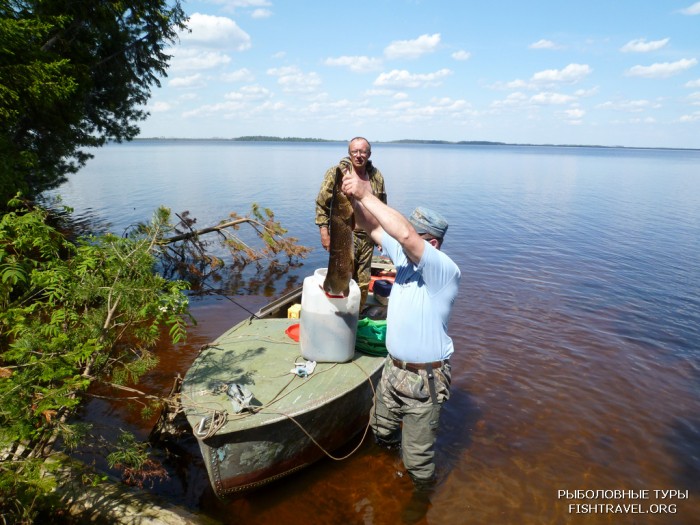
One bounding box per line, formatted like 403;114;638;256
343;172;425;265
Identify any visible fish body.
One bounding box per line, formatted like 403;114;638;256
323;160;355;296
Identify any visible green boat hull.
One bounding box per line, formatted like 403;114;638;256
181;289;385;497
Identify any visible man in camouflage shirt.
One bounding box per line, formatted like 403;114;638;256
315;137;387;308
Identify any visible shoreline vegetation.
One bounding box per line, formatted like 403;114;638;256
133;135;699;152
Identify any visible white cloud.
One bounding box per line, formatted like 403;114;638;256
684;78;700;88
384;33;441;60
221;68;255;82
563;108;585;119
391;101;415;111
490;64;591;91
620;38;670;53
628;117;656;124
180;13;252;51
596;99;660;112
267;66;322;93
493;79;532;90
181;88;283;119
688;92;700;105
451;50;472;61
306;99;356;115
559;107;584;125
324;56;383;73
373;68;453;88
490;92;528;108
529;39;561;50
249;101;285;115
251;9;273;18
679;112;700;122
182;101;244;118
679;2;700;15
209;0;272;12
626;58;698;78
224;85;272;101
363;88;394;97
169;74;205;88
431;97;472;111
574;87;600;97
383;96;474;123
351;107;381;119
170;48;232;72
149;101;172;113
490;89;579;118
532;63;592;84
530;92;576;105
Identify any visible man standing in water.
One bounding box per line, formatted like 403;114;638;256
341;169;461;487
315;137;387;308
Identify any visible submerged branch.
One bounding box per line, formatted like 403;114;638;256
163;218;252;243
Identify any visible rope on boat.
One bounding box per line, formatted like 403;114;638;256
194;410;228;440
264;360;378;462
184;358;380;464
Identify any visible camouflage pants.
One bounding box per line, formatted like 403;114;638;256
354;231;374;308
370;357;452;482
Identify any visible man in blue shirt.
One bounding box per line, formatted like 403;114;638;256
342;169;461;486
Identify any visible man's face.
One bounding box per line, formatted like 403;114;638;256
348;141;371;168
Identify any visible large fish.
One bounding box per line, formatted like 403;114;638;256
323;158;355;297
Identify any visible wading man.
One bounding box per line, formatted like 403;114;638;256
341;170;461;487
315;137;387;307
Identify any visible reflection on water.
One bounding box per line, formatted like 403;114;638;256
53;142;700;524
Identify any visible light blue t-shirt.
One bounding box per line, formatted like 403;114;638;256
381;231;461;363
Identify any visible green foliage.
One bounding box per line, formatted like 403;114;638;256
0;200;191;520
0;194;310;521
107;431;168;489
0;0;188;206
107;431;149;471
0;457;59;523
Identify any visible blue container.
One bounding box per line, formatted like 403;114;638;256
373;279;393;305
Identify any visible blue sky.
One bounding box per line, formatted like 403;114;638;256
138;0;700;149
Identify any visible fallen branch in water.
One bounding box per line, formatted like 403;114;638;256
163;217;252;243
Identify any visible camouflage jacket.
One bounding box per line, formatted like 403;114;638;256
315;159;387;229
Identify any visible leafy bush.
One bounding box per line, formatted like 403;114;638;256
0;197;190;521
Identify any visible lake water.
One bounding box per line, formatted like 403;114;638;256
47;141;700;524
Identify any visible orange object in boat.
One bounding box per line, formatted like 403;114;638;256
285;323;300;342
369;273;395;291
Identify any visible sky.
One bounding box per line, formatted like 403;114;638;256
138;0;700;149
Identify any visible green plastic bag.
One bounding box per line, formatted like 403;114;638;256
355;317;388;356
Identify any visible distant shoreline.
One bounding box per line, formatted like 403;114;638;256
132;136;699;152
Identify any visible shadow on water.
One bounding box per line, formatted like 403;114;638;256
401;387;482;524
665;359;700;492
435;386;482;478
666;417;700;492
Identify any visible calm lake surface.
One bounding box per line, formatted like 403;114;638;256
46;141;700;524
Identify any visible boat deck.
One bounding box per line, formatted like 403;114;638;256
181;317;384;435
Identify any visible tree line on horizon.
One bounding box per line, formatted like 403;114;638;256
136;136;695;151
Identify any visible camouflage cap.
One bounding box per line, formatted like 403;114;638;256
409;207;448;239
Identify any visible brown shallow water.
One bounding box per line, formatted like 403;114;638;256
79;282;700;525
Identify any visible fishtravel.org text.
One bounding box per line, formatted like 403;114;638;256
559;489;688;515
